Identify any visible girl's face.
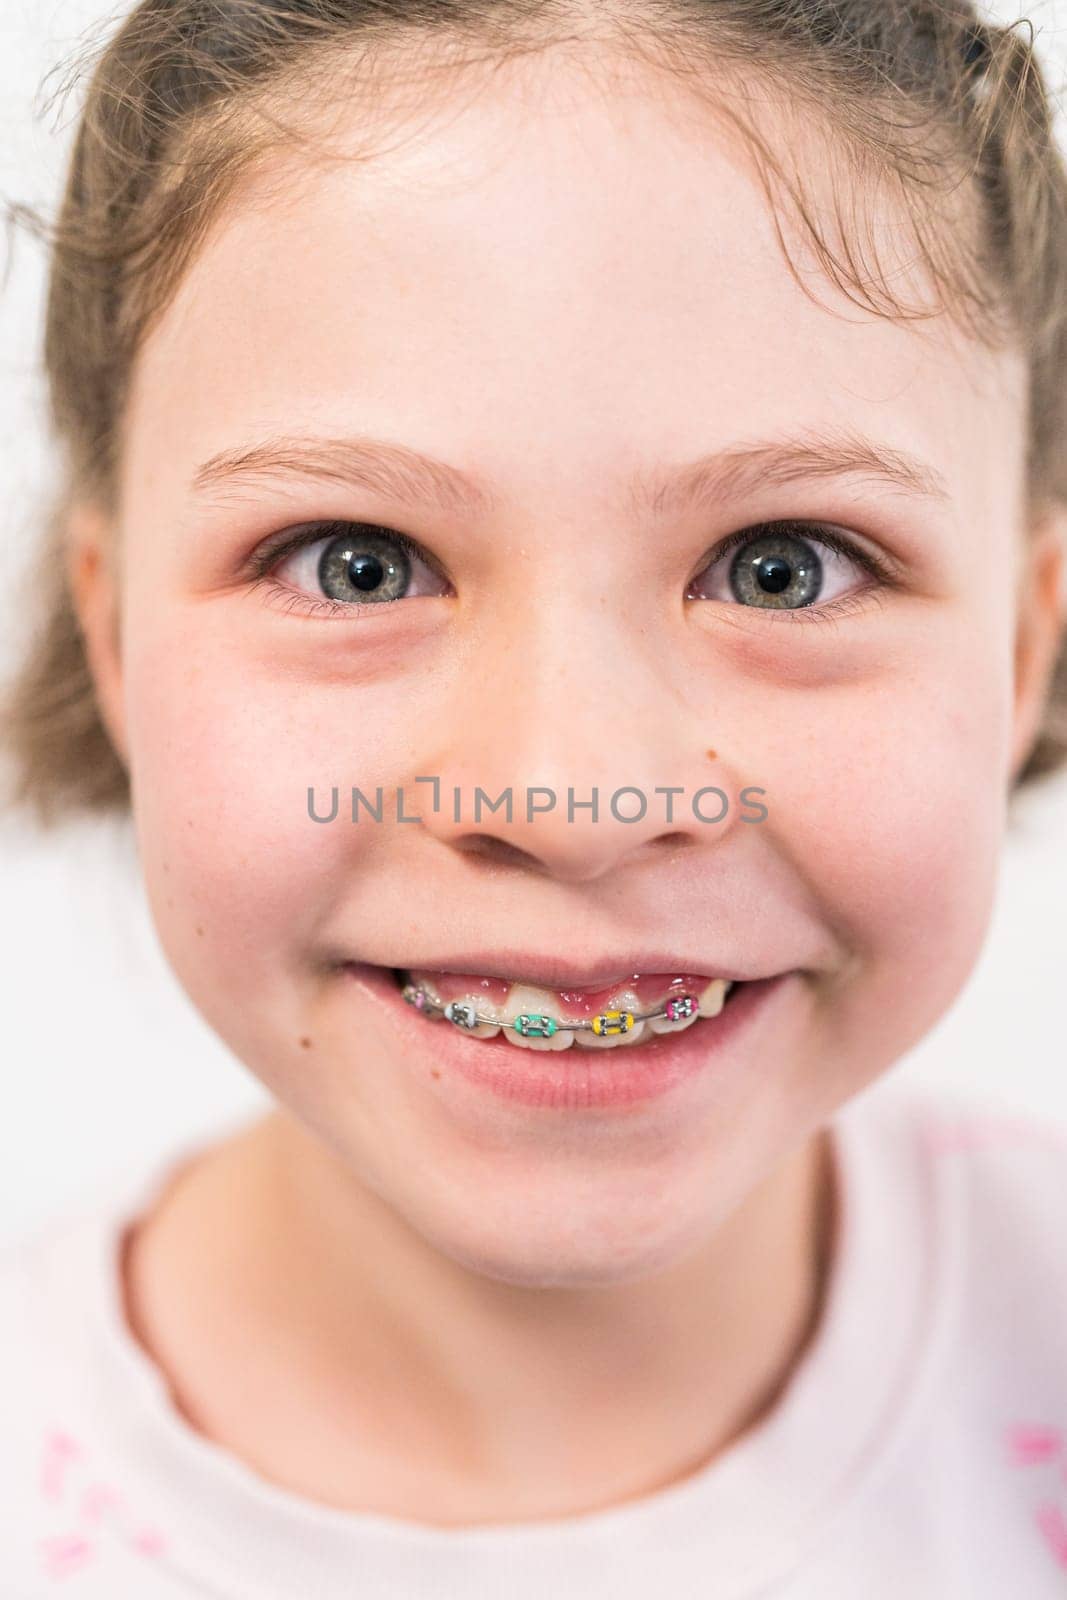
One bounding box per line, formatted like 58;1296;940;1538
77;51;1062;1283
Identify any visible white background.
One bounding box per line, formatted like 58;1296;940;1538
2;2;1066;1246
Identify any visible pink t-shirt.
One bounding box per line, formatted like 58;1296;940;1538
3;1077;1067;1597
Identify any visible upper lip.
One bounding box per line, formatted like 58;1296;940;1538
362;952;759;988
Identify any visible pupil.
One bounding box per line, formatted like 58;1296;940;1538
349;553;384;591
757;556;792;594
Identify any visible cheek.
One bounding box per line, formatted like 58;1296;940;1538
760;619;1012;1047
120;620;413;1006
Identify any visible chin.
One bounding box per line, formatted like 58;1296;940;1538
411;1192;711;1291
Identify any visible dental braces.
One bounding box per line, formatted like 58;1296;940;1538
401;981;701;1037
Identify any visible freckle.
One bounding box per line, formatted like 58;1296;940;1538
705;749;717;760
162;862;169;874
195;925;204;937
299;1036;312;1049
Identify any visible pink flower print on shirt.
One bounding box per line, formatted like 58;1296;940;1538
1005;1424;1064;1467
39;1533;95;1580
36;1424;169;1579
1003;1421;1067;1572
39;1429;81;1502
131;1526;168;1557
80;1482;123;1522
1036;1503;1067;1568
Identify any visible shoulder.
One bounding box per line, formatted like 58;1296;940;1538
0;1152;206;1593
0;1216;78;1404
0;1195;115;1436
795;1086;1067;1595
0;1215;102;1586
0;1130;225;1398
885;1082;1067;1378
908;1085;1067;1245
854;1077;1067;1214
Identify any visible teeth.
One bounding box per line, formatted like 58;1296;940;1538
440;986;504;1040
406;971;736;1049
647;1007;701;1035
571;987;646;1049
499;986;575;1051
697;979;730;1019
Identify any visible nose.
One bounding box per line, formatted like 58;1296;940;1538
404;606;743;885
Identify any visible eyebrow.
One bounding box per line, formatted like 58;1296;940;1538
189;425;951;519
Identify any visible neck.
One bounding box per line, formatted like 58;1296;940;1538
246;1108;839;1520
121;1107;838;1526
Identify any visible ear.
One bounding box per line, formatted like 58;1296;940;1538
66;501;129;767
1009;505;1067;784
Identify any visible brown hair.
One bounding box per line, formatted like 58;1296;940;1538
2;0;1066;829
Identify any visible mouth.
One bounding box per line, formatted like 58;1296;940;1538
339;959;794;1110
388;964;744;1053
342;960;793;1113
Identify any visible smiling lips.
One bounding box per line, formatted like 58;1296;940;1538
397;969;736;1051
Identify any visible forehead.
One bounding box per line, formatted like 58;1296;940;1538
124;47;1024;519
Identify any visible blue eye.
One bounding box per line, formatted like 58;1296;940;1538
309;527;412;604
249;521;448;617
688;521;889;613
247;516;894;621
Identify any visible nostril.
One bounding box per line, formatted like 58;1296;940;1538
452;835;544;870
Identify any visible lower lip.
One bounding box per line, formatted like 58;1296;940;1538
340;963;795;1110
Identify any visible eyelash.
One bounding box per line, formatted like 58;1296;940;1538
244;517;898;623
692;520;897;627
245;521;433;620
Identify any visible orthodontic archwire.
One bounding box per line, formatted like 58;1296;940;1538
401;981;703;1038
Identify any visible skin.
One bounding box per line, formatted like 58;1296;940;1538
68;44;1065;1522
